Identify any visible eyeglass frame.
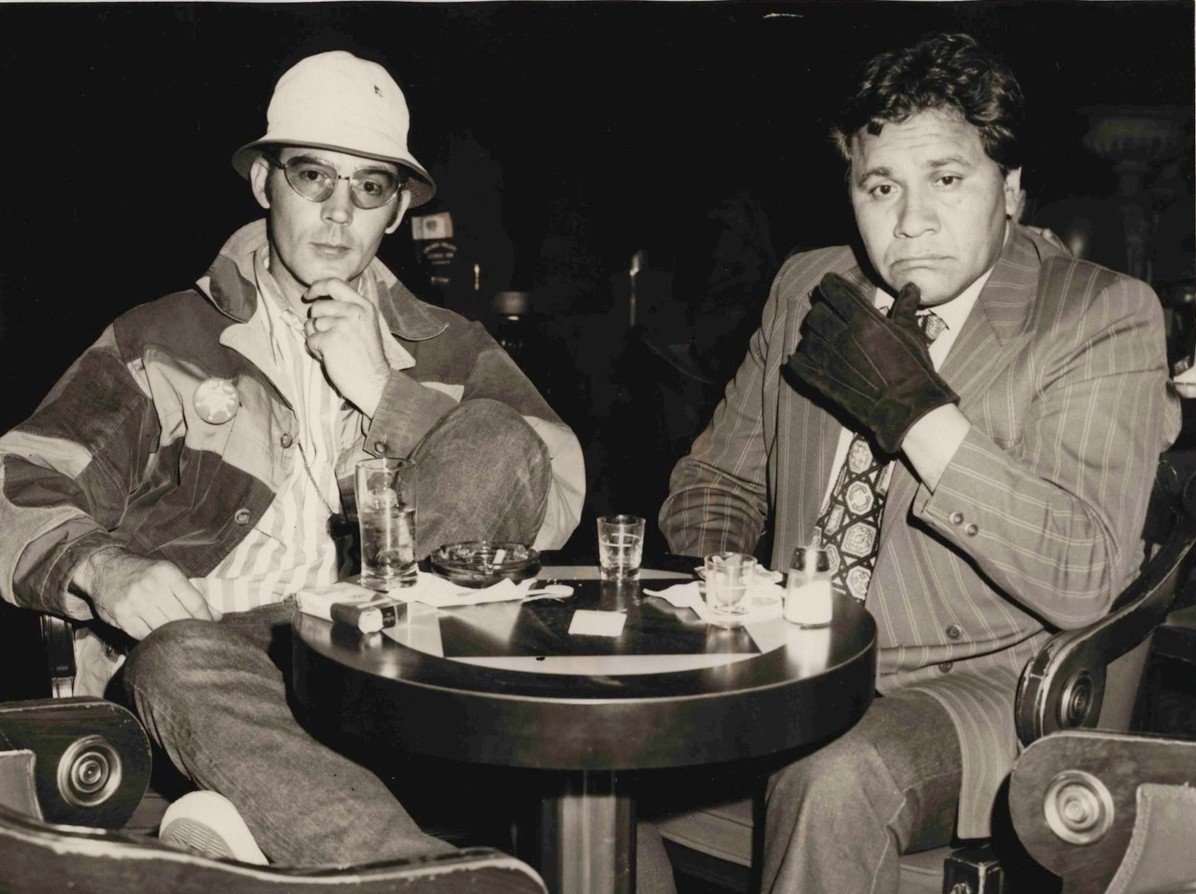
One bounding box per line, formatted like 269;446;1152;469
262;150;408;210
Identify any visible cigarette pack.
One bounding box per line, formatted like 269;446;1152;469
294;582;407;633
330;597;406;633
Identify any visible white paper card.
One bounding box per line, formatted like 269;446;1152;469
568;610;627;637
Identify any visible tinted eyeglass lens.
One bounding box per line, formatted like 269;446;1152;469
352;171;399;207
282;159;400;209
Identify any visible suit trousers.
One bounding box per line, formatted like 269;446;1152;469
122;398;550;865
763;689;962;894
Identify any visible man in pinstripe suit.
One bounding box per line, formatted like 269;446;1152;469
659;33;1179;892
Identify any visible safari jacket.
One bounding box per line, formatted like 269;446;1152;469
0;220;584;624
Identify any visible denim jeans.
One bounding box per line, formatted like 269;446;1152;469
123;399;551;865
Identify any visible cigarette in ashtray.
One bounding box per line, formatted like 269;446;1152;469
330;596;406;634
492;548;507;565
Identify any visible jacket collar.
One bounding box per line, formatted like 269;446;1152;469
197;219;448;342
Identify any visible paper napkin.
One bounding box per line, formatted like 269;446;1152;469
644;575;785;625
383;571;535;608
296;573;535;617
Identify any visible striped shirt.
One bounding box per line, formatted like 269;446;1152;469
191;249;349;614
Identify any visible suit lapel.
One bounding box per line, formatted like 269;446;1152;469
940;226;1042;408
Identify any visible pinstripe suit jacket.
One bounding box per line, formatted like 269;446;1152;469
660;225;1180;836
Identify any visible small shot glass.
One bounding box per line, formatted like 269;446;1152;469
597;514;645;578
704;552;757;615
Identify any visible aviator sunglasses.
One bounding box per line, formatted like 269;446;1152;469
268;155;405;210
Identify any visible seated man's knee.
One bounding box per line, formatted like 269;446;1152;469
124;618;220;696
420;399;550;488
411;399;553;550
768;737;874;814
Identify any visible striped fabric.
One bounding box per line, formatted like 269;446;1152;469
190;250;345;614
660;225;1179;837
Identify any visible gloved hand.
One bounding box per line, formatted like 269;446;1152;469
785;273;959;455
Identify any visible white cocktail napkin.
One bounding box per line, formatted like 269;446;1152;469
384;571;535;607
295;573;535;615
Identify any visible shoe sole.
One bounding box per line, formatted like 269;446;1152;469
159;792;268;865
161;817;242;860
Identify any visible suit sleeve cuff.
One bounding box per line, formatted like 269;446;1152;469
913;426;1004;545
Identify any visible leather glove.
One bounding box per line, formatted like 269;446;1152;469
784;273;959;455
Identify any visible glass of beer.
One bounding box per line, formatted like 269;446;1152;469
355;457;417;589
597;514;645;578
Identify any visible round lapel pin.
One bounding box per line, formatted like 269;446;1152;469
194;377;240;425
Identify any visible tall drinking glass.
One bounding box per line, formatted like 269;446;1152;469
355;457;417;589
597;515;645;578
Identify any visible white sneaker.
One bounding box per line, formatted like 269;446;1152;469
159;790;268;865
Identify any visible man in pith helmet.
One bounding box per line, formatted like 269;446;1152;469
0;49;583;863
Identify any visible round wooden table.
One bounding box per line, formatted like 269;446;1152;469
292;566;876;894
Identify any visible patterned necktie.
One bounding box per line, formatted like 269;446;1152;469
811;309;946;602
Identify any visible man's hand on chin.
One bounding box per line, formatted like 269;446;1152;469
302;277;392;418
784;272;960;457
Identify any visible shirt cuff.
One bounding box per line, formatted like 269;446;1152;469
902;404;971;492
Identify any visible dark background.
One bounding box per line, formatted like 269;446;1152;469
2;1;1193;426
0;2;1193;695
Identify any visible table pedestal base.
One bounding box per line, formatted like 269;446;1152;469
538;771;634;894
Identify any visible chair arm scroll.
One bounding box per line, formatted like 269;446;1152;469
1015;518;1196;745
0;697;151;829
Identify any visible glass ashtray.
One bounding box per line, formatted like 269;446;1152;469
430;541;541;588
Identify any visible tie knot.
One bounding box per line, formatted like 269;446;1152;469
917;310;947;343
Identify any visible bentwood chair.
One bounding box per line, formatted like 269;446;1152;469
658;455;1196;894
0;697;547;894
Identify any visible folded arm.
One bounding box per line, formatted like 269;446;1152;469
659;270;782;557
911;277;1179;628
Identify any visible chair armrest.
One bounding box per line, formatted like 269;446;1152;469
0;751;43;820
0;804;547;894
1014;517;1196;745
0;697;150;829
1009;730;1196;893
